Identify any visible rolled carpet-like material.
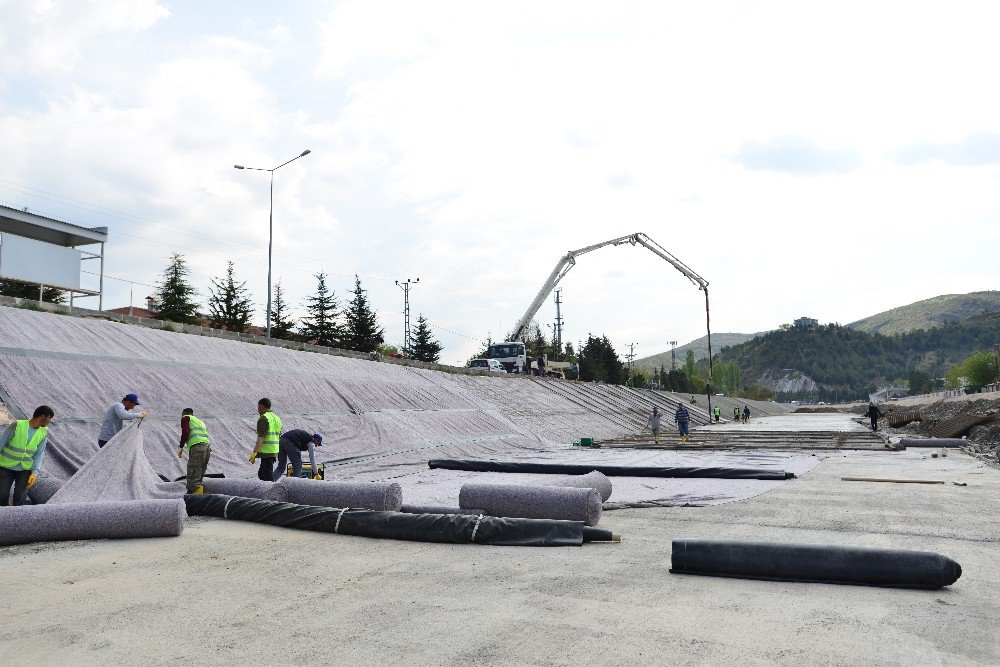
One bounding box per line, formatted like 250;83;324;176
670;538;962;589
0;499;186;546
186;494;613;546
459;483;602;527
549;471;613;501
278;477;403;511
202;478;288;502
26;477;64;505
430;459;793;480
898;438;966;448
400;504;487;516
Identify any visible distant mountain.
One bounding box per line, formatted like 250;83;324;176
635;332;764;371
848;291;1000;335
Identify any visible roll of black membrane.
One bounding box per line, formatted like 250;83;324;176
185;494;616;546
670;539;962;589
898;438;966;448
428;459;794;480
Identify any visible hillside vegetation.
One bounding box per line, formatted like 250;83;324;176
635;332;762;371
848;291;1000;335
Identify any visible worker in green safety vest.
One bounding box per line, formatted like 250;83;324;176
713;406;721;422
177;408;211;494
250;398;282;482
0;405;55;506
734;406;741;422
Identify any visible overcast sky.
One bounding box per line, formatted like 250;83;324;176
2;1;998;365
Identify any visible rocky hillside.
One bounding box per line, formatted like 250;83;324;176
848;291;1000;335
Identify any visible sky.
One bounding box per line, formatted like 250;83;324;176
1;1;998;366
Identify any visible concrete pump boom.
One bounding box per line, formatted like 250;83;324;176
508;232;716;416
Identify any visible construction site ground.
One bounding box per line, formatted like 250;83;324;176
3;413;998;665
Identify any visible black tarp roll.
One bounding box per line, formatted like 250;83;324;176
185;494;614;546
898;438;966;448
670;539;962;589
428;459;794;480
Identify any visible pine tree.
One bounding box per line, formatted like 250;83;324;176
0;281;66;304
269;280;297;340
525;321;549;359
154;253;200;324
342;275;385;352
207;261;254;332
299;272;341;347
409;314;443;362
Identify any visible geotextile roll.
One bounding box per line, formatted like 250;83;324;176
549;470;613;501
26;477;64;505
185;494;613;546
459;483;603;526
898;438;966;448
277;477;403;511
430;459;793;480
669;539;962;589
202;478;288;502
400;504;487;516
0;499;186;546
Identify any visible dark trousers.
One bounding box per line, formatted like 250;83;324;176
257;456;275;482
0;467;31;506
273;440;303;482
870;417;879;432
186;443;211;492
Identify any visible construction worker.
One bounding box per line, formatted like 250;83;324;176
0;406;54;506
273;430;323;481
742;405;751;424
98;393;147;447
536;354;546;377
177;408;211;493
734;406;741;422
713;405;721;422
866;402;885;432
646;407;662;444
674;402;690;443
249;398;281;482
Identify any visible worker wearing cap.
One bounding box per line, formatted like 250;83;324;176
674;402;690;443
0;406;55;506
646;406;662;444
177;408;211;493
272;429;323;481
98;393;148;447
250;398;281;482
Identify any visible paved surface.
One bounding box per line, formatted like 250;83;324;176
3;442;997;665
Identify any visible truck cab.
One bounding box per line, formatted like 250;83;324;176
487;342;526;373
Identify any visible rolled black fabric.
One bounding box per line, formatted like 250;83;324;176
898;438;966;448
184;494;613;546
428;459;793;480
670;539;962;589
400;504;486;516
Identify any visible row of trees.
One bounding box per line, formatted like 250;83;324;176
153;254;443;361
945;350;999;392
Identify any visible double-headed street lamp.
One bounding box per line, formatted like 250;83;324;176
234;149;312;338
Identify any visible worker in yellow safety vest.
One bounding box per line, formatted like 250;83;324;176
177;408;211;493
249;398;282;481
0;406;55;506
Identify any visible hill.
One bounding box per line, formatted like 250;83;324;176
848;290;1000;335
635;332;762;371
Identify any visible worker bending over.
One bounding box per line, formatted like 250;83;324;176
646;406;661;444
674;402;690;443
0;406;54;506
98;393;147;447
249;398;281;481
178;408;211;493
273;430;323;481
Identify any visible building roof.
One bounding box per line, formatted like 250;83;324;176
0;204;108;247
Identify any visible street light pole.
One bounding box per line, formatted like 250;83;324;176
235;149;311;338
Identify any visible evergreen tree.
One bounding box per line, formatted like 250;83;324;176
0;280;66;304
579;334;625;384
269;280;297;340
409;314;443;362
525;321;549;360
342;275;385;352
154;253;200;324
206;261;254;332
299;272;342;347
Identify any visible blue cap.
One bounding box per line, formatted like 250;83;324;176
124;393;140;405
313;433;323;445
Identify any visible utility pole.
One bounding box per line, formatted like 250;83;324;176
395;278;419;356
626;343;638;371
553;288;563;360
669;340;678;370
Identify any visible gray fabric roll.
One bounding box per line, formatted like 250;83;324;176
400;504;487;516
202;478;288;502
898;438;966;448
277;477;403;511
0;499;186;546
26;477;64;505
549;470;613;501
459;483;602;526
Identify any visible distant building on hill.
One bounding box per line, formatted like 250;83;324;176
793;316;819;330
107;295;264;335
